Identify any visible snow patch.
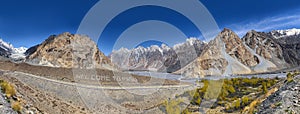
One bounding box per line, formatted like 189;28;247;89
13;47;27;54
271;28;300;39
0;38;14;51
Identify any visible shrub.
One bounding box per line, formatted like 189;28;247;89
262;82;268;94
0;81;16;98
163;98;184;114
234;99;241;109
242;96;249;105
287;72;294;83
12;101;22;112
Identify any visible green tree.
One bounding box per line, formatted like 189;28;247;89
242;96;249;105
234;99;241;109
287;72;294;83
262;82;268;94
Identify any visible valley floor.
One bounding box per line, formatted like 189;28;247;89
0;61;194;114
0;61;297;114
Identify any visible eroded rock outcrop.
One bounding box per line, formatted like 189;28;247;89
26;32;113;69
176;29;261;77
242;30;288;68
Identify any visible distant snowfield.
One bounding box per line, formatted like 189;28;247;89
1;38;28;60
271;28;300;39
13;47;27;54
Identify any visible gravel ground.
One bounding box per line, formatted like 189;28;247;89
258;75;300;114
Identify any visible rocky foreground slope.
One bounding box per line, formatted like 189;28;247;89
257;75;300;114
25;32;113;69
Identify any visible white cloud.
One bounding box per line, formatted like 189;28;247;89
227;9;300;37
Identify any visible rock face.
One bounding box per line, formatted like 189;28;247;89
221;29;259;67
110;38;206;73
242;30;287;68
176;29;277;77
280;43;300;66
258;75;300;114
26;32;113;69
266;29;300;66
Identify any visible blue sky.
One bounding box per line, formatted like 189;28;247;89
0;0;300;55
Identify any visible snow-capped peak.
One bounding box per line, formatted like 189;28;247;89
186;37;199;45
13;47;28;54
0;38;27;60
161;44;171;50
271;28;300;39
0;38;14;52
112;47;130;53
173;37;203;49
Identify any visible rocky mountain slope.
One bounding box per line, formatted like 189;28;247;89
257;75;300;114
111;28;300;77
110;38;206;72
176;29;277;77
267;29;300;66
243;29;300;68
242;30;288;68
25;32;113;69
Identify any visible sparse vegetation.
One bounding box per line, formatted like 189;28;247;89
242;96;249;105
177;77;281;113
11;101;22;112
286;72;299;83
163;98;184;114
0;79;22;113
262;81;268;94
0;80;16;98
182;108;192;114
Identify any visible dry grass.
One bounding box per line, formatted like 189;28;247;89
11;101;22;112
0;80;16;98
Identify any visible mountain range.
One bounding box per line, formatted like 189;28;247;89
112;28;300;77
1;28;300;77
0;38;27;61
110;38;206;73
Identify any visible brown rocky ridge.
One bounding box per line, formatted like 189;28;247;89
25;32;114;69
242;30;288;68
176;28;277;77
